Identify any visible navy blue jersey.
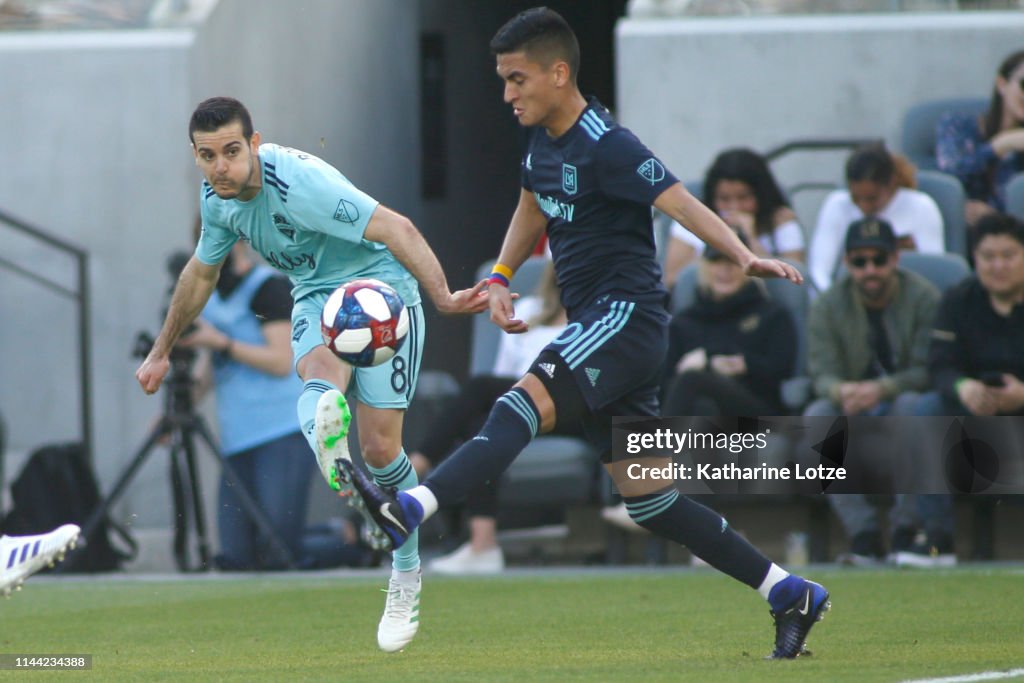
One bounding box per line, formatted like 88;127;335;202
521;98;678;315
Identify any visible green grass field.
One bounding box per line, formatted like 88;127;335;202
2;567;1023;682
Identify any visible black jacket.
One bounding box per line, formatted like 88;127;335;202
665;281;797;410
929;276;1024;411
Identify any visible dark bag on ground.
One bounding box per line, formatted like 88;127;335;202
1;442;137;572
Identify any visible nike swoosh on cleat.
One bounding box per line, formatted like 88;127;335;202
380;504;408;535
796;591;811;616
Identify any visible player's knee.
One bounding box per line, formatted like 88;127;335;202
358;432;402;468
297;346;349;387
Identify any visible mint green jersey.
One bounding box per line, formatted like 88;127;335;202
195;143;420;307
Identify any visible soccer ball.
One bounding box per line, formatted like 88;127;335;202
320;279;409;367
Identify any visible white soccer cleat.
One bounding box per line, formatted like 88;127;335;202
314;390;389;551
0;524;81;597
315;389;353;491
377;573;421;653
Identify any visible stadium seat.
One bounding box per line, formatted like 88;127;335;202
899;96;987;171
897;251;971;293
916;169;968;258
470;257;600;511
1005;172;1024;222
671;259;812;412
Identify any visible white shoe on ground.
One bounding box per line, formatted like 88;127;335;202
0;524;81;597
377;572;421;652
429;542;505;575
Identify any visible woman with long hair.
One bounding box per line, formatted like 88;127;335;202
663;148;804;288
936;49;1024;226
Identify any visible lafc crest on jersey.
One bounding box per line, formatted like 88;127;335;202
562;163;578;195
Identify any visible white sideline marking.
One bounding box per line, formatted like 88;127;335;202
900;668;1024;683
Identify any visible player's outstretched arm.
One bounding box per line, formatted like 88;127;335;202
490;189;548;334
653;182;802;285
363;205;489;316
136;255;222;395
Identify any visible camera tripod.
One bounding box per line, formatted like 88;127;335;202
78;353;296;571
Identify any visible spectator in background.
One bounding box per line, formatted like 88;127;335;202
408;262;567;574
663;148;805;290
902;212;1024;567
179;241;372;570
921;212;1024;418
805;218;940;566
936;49;1024;228
809;144;944;292
661;230;796;418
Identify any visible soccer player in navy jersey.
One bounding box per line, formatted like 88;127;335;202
339;7;830;658
136;97;490;652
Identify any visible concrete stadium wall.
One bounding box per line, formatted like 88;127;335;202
0;0;417;540
616;12;1024;219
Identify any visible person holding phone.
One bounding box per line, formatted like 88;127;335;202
904;212;1024;568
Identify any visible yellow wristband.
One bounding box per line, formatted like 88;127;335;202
491;263;514;280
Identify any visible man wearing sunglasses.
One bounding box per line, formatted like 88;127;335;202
805;217;941;566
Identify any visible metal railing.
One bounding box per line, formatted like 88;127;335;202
0;208;92;465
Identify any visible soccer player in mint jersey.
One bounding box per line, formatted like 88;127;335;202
135;97;489;653
339;7;831;659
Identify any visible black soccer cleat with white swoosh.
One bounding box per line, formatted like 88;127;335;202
768;580;830;659
335;458;412;552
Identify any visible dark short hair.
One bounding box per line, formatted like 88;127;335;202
845;143;894;185
490;7;580;83
703;148;789;236
971;212;1024;251
189;96;253;144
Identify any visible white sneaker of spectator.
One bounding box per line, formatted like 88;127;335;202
429;542;505;575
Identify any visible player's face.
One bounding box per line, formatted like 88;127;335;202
496;51;559;128
975;234;1024;299
192;122;262;201
846;247;897;303
848;179;896;217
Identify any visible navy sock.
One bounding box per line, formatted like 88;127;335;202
424;387;539;507
626;491;772;589
767;575;808;613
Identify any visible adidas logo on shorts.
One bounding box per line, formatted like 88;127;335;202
538;362;556;378
585;367;601;386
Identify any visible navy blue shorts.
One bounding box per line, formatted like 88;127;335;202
542;296;667;427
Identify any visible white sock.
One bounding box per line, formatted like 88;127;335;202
393;567;420;585
407;486;438;520
757;563;791;600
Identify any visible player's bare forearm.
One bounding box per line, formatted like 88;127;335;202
654;183;802;284
150;256;221;358
365;206;487;315
654;182;755;269
495;189;548;270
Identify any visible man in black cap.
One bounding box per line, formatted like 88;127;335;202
805;217;941;565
